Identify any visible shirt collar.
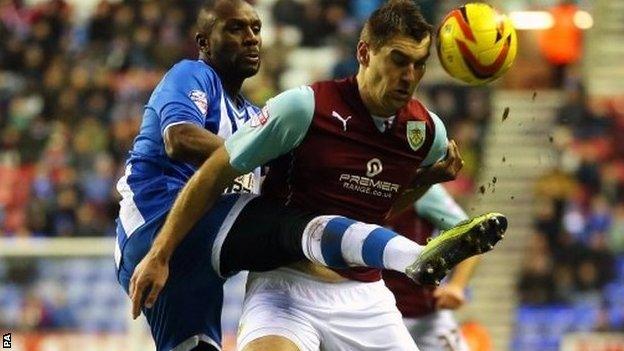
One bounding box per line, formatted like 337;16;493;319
370;115;396;132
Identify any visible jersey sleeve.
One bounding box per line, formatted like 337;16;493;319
421;111;449;167
150;61;220;136
225;86;315;173
415;184;468;230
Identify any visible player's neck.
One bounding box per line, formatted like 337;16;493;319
199;55;244;99
355;71;394;118
221;80;243;101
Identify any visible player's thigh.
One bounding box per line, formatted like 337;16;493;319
118;196;241;350
144;218;227;351
315;281;419;351
218;196;316;276
117;194;246;284
405;311;469;351
242;335;300;351
133;255;225;351
322;310;419;351
237;280;320;351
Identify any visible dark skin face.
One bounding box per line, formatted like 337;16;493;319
196;1;262;98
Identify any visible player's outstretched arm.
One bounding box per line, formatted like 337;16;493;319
130;146;242;318
415;183;480;309
434;256;480;309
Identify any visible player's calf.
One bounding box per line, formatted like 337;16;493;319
300;213;507;285
301;216;425;273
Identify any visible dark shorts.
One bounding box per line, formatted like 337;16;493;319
116;194;315;351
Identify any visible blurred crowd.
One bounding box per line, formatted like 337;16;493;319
0;0;488;336
0;0;202;237
517;81;624;332
0;0;480;238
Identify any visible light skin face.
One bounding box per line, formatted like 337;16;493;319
356;34;431;117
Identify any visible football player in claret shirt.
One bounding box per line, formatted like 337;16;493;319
129;1;508;350
385;185;476;351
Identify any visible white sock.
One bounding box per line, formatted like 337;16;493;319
301;215;424;272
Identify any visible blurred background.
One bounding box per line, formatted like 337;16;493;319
0;0;622;350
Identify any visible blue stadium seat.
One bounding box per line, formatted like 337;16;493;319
615;256;624;282
604;282;624;306
604;281;624;328
571;303;600;331
1;258;131;332
513;305;577;351
0;284;22;327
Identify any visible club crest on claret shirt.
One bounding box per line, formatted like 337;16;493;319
406;121;426;151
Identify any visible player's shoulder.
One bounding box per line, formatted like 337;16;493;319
165;59;220;84
309;76;351;94
310;77;338;89
403;98;433;121
402;98;446;131
169;59;213;74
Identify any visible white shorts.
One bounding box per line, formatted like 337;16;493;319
403;310;469;351
237;268;419;351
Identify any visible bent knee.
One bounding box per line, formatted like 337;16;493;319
242;335;300;351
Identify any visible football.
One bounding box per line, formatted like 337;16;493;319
436;3;518;85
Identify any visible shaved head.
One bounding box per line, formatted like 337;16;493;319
196;0;252;35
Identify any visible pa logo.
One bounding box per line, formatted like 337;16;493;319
2;333;11;349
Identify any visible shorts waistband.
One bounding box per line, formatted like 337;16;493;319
248;267;384;291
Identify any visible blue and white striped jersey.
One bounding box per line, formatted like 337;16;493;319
114;59;260;266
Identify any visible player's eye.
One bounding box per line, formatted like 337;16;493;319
252;25;261;34
391;53;409;67
228;23;243;32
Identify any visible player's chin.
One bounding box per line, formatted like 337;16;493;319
387;93;410;109
239;65;260;78
237;60;261;77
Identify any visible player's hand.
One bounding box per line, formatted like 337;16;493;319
129;251;169;319
433;283;466;310
414;140;464;185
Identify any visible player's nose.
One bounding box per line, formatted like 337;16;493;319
242;26;259;46
399;72;415;89
402;65;418;84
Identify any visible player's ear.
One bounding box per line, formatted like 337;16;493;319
196;32;210;55
357;41;370;66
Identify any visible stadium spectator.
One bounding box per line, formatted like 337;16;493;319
0;0;487;237
517;80;624;344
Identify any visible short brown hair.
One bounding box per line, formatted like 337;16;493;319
360;0;433;50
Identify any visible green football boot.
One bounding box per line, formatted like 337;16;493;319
406;212;508;285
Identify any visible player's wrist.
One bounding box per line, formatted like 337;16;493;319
150;246;172;264
445;280;467;292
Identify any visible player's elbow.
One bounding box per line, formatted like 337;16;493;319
270;86;315;144
164;126;187;160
